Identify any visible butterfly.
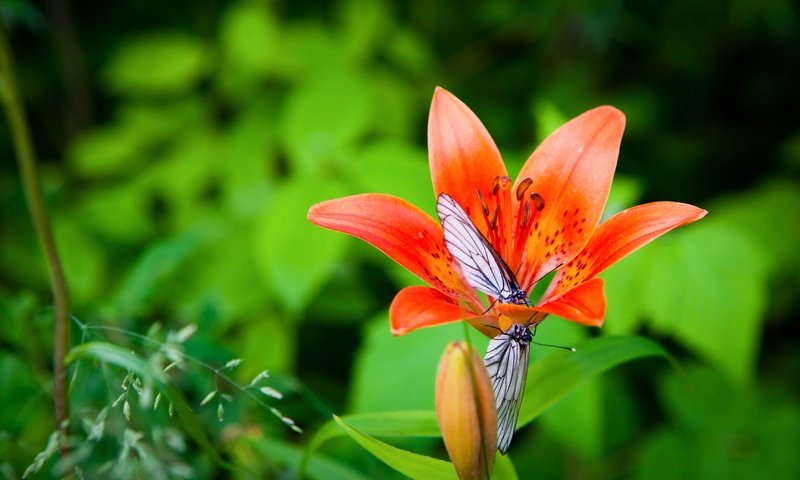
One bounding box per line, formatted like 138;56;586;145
436;193;530;307
484;322;532;454
436;193;533;453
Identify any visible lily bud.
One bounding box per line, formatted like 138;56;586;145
435;341;498;480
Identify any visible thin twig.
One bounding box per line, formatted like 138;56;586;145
0;22;71;456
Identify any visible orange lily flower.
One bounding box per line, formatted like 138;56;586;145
308;87;707;337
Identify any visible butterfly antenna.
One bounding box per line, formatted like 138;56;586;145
484;324;504;334
531;341;576;352
481;297;499;315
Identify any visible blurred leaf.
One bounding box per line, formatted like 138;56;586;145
111;230;206;316
347;140;432;215
253;176;350;314
337;0;394;63
171;224;267;322
69;124;145;177
535;321;604;459
54;219;106;305
275;22;348;78
247;437;369;480
233;315;296;376
369;73;419;138
219;98;277;217
332;415;458;480
69;99;209;178
104;32;209;95
74;180;154;242
601;251;651;334
384;29;434;78
280;71;375;174
144;139;221;230
643;222;768;383
220;1;280;77
603;175;644;218
349;317;466;412
531;98;569;143
517;335;671;429
709;180;800;273
636;364;800;480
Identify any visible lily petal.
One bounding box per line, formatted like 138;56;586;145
535;278;606;326
308;193;471;298
515;107;626;288
545;201;708;298
390;286;495;336
428;87;508;234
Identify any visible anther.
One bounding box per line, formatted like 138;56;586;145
530;193;545;211
516;178;533;201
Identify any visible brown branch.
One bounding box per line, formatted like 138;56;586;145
0;21;71;456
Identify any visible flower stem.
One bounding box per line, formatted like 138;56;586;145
0;23;71;454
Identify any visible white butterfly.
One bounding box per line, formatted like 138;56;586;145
436;193;529;306
484;323;532;454
436;193;532;454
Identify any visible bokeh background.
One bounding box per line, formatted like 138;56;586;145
1;0;799;478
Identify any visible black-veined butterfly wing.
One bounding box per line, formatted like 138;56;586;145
484;325;531;454
436;193;521;302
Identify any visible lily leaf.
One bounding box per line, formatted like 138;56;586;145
516;335;672;429
332;415;458;480
248;437;369;480
301;411;439;475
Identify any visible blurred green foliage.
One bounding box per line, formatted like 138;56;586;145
1;0;799;478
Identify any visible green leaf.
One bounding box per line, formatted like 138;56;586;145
104;32;208;95
302;411;439;477
709;180;800;274
253;177;350;314
220;2;281;76
517;335;671;429
534;321;604;459
248;437;369;480
600;251;651;335
494;453;519;480
280;71;375;174
347;140;432;216
111;230;206;316
349;316;468;412
333;415;458;480
642;222;768;383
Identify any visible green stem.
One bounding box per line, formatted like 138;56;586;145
0;22;71;454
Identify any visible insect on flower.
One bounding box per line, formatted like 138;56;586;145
438;192;565;453
308;86;707;454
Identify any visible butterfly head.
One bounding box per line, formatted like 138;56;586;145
504;288;531;306
506;323;532;344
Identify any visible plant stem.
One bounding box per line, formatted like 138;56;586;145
0;22;71;454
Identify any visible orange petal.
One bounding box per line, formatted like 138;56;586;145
390;286;496;336
546;201;708;298
515;107;626;288
428;87;508;235
308;193;473;298
535;278;606;326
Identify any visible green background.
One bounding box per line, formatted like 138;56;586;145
1;0;799;478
